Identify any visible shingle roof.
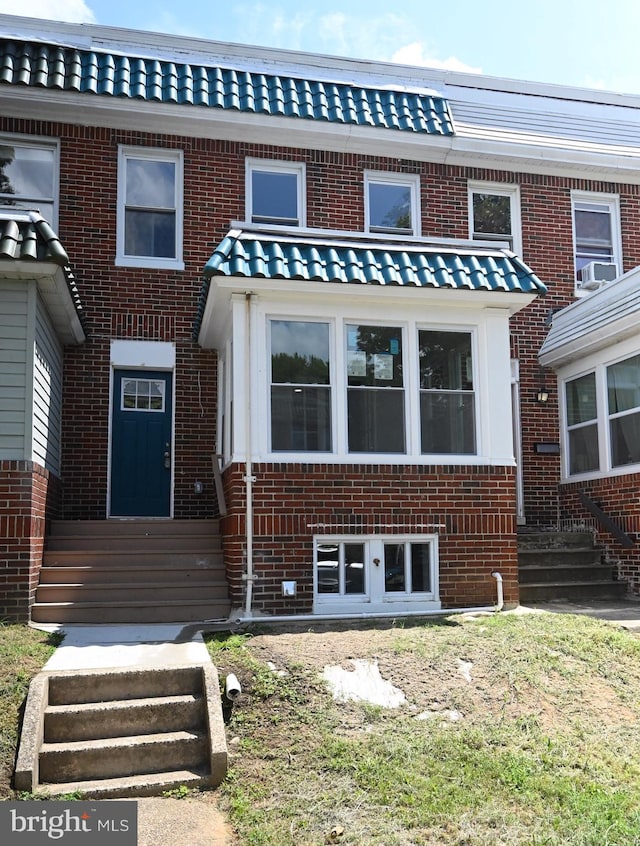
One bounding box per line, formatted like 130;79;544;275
0;210;85;330
0;38;454;135
203;230;546;292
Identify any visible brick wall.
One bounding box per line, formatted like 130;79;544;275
221;462;518;615
0;461;61;622
4;118;640;529
561;475;640;596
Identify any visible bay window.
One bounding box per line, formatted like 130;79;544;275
565;372;599;475
608;354;640;468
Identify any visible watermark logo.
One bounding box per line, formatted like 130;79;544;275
0;801;137;844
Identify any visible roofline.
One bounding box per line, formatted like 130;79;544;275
3;13;640;111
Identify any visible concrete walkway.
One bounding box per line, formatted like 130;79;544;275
522;599;640;631
35;623;235;846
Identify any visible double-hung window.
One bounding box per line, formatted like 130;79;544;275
365;172;420;236
117;147;183;269
270;319;332;451
565;372;599;475
571;192;621;283
346;324;405;453
468;181;522;256
0;137;58;226
247;159;305;227
419;330;476;454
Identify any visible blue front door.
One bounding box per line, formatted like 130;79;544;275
110;370;172;517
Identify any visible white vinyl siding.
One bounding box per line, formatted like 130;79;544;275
0;279;29;459
33;294;63;473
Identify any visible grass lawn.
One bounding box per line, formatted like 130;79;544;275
206;611;640;846
0;623;60;798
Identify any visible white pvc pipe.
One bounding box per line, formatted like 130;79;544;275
243;292;255;618
492;571;504;612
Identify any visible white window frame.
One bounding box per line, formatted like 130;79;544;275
364;171;421;237
246;158;306;227
571;190;622;296
468;181;522;257
0;134;59;230
257;305;491;465
313;533;440;613
116;146;184;270
559;338;640;482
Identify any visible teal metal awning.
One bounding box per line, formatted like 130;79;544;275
0;37;454;136
203;230;546;292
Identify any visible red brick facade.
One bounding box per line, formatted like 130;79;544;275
0;461;60;620
4;105;640;619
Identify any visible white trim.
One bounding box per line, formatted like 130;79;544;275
115;145;184;270
571;190;622;298
313;532;440;615
467;180;522;259
364;170;421;237
245;158;306;227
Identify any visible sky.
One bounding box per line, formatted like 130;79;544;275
1;0;640;96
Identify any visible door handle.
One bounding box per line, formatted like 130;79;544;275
163;443;171;469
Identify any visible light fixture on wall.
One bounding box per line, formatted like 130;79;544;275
536;387;550;404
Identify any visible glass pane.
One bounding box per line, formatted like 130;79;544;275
271;386;331;451
345;544;365;594
607;355;640;414
384;543;405;592
575;208;612;246
472;193;511;236
420;392;476;454
317;543;339;594
419;330;473;390
0;144;55;198
611;413;640;468
271;321;330;385
566;373;597;426
347;388;405;453
568;423;599;474
369;182;412;232
252;170;298;224
411;544;431;592
124;209;176;258
126;158;175;208
346;325;403;388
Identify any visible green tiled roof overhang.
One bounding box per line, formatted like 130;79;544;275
203;233;546;292
0;212;85;328
194;231;546;338
0;38;454;135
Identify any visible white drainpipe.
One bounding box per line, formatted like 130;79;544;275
243;292;255;618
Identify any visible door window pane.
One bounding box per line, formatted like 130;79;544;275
411;543;431;593
419;330;476;454
384;543;406;592
346;324;405;453
271;320;331;452
316;541;365;595
121;378;166;412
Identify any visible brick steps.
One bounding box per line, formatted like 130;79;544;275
31;519;230;625
518;531;627;603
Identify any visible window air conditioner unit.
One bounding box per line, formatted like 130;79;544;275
579;261;618;291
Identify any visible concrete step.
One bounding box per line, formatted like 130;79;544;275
48;666;205;704
517;531;595;550
49;519;220;538
518;548;602;568
35;769;212;799
42;550;224;567
35;582;228;604
39;730;208;783
519;564;618;585
31;599;231;624
37;563;225;584
44;695;204;742
46;534;222;552
520;580;628;602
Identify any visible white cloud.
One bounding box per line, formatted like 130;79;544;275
0;1;95;23
391;41;482;75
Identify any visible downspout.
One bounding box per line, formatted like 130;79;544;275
243;292;255;618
